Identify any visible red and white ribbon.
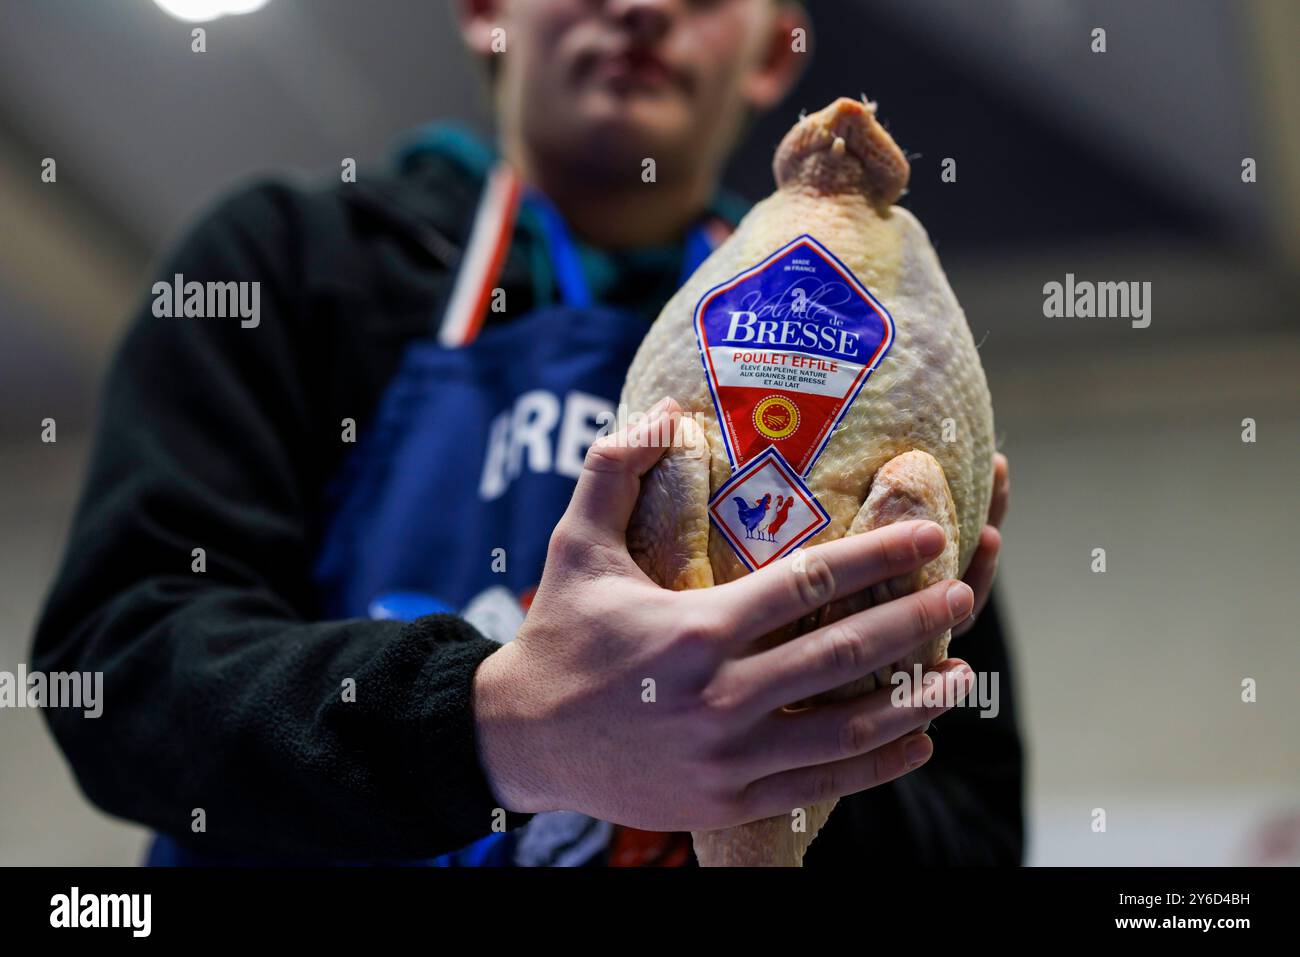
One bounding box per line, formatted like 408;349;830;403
438;162;523;347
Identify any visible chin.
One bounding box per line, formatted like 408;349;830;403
569;89;694;157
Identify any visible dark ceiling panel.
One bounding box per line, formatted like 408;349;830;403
723;3;1223;252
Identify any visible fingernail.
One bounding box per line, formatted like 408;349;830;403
904;734;932;768
946;581;973;618
913;522;945;556
648;396;673;418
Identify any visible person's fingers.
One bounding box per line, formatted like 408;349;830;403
702;520;948;646
988;453;1010;529
739;659;973;777
728;578;973;714
953;525;1001;638
561;396;680;540
738;731;934;822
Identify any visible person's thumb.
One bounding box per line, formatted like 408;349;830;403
564;396;682;541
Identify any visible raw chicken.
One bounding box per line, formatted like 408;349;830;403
621;97;995;866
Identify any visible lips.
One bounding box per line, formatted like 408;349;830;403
585;47;684;92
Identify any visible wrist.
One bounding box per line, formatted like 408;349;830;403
471;641;553;814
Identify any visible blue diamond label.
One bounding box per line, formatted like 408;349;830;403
693;233;894;476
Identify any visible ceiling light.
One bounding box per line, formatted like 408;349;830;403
152;0;271;23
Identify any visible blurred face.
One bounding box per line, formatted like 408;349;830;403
460;0;807;187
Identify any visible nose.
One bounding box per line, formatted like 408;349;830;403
605;0;674;43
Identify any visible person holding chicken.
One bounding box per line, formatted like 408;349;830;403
35;0;1020;867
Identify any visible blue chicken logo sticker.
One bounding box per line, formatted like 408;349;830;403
732;494;771;540
709;448;831;570
731;493;799;542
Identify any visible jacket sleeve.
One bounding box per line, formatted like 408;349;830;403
804;590;1026;866
31;183;526;861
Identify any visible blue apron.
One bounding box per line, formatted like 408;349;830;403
146;167;722;867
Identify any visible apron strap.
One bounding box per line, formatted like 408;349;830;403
438;163;523;347
524;187;595;310
438;160;733;348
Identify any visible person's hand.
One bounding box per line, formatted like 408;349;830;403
952;452;1009;639
472;398;976;832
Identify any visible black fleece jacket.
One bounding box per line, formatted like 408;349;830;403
32;141;1025;864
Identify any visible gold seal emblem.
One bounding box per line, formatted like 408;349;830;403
753;395;799;440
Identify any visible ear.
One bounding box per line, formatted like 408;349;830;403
453;0;510;57
741;3;812;110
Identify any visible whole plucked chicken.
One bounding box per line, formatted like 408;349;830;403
620;97;996;866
